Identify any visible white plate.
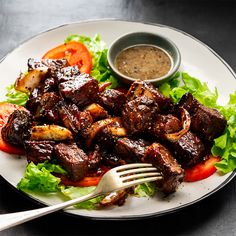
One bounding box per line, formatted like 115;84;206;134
0;20;235;219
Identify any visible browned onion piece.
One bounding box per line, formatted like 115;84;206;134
165;107;191;142
86;117;122;147
98;82;112;92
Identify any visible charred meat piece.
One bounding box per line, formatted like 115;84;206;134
42;77;58;93
178;93;227;141
59;106;93;139
77;111;94;138
142;143;184;194
36;92;61;123
115;138;149;163
2;110;32;146
85;117;123;147
59;103;81;133
100;89;126;115
100;149;126;167
122;95;159;135
24;140;55;164
170;131;205;167
54;143;89;181
153;114;182;139
191;105;227;141
126;80;173;112
59;74;99;108
87;145;102;169
100;189;129;207
28;58;68;71
84;103;108;120
96;118;127;149
25;87;42;115
154;108;191;142
56;66;80;83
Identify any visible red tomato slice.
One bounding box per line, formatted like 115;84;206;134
58;167;110;187
60;176;102;187
42;41;92;74
184;156;221;182
0;102;26;155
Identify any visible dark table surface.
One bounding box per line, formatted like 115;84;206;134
0;0;236;235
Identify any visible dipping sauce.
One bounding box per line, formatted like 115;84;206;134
115;45;172;80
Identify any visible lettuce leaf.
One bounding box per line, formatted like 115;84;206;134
60;186;104;210
4;84;29;106
134;182;157;197
17;162;67;192
65;34;119;88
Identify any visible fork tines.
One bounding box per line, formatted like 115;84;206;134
115;163;162;186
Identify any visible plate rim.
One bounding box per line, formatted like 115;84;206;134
0;18;235;220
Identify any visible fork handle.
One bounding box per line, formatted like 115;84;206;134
0;191;99;232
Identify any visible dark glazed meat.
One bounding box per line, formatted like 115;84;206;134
142;143;184;194
26;87;42;115
28;58;68;71
115;138;148;163
24;141;55;163
191;105;227;141
126;80;173;112
54;143;89;181
100;89;126;114
2;110;32;146
178;93;227;141
56;66;80;83
171;131;205;167
153;114;182;139
36;92;61;123
122;95;159;134
59;74;99;107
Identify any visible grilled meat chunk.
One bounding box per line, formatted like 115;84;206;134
100;89;126;115
25;87;42;115
2;110;32;146
59;74;99;107
24;140;55;164
178;93;227;141
56;66;80;83
153;114;182;139
54;143;89;181
100;149;126;167
126;80;173;112
96;118;127;148
87;145;102;169
42;77;58;93
170;131;205;167
115;138;148;163
36;92;61;122
28;58;68;71
142;143;184;194
122;95;159;135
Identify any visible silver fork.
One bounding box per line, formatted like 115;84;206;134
0;163;162;231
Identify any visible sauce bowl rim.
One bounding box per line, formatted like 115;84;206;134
107;31;181;84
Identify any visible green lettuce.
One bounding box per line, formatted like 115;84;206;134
134;182;157;197
60;186;104;210
65;34;119;88
159;72;236;173
17;162;67;192
4;85;29;106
